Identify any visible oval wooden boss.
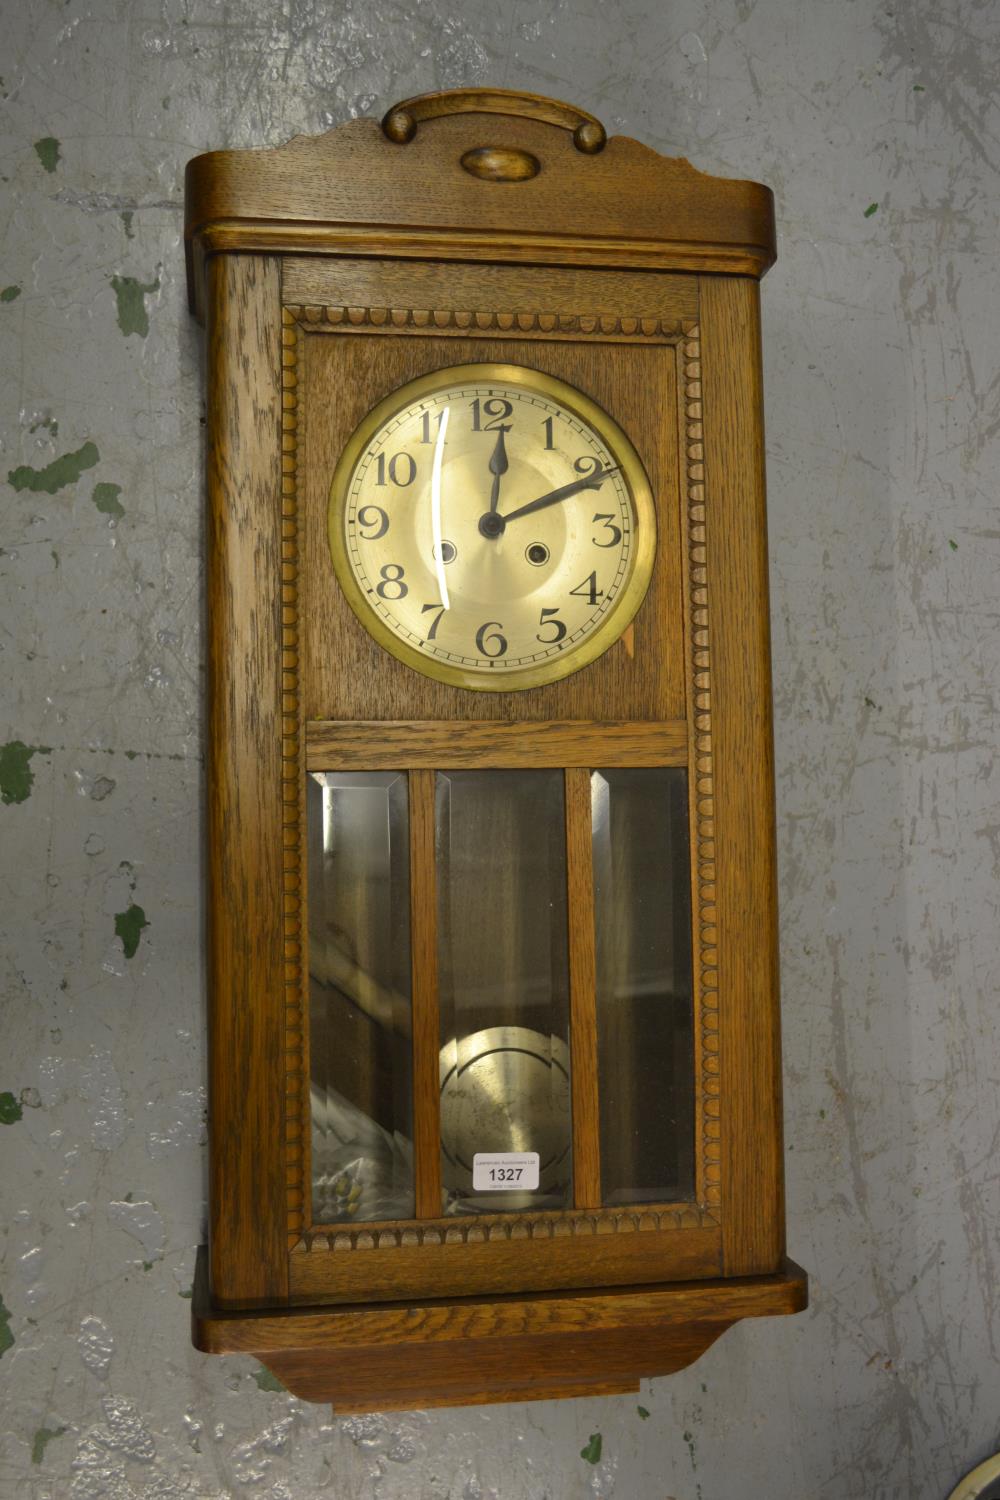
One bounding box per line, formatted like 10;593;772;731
460;146;540;181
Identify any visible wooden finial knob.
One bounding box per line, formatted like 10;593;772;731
573;119;607;155
383;107;416;144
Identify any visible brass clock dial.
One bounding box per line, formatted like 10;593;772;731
328;363;656;691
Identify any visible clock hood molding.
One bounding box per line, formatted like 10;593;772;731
184;88;776;321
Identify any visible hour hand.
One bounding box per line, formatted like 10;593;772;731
488;428;509;514
500;464;619;525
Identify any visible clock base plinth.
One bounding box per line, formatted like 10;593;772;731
191;1248;807;1411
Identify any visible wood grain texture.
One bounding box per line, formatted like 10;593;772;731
288;1220;720;1305
185;108;776;318
381;87;607;153
409;769;441;1218
698;275;785;1276
263;1328;715;1407
193;1245;806;1409
205;255;288;1305
306;719;688;769
300;331;684;724
565;768;602;1209
282;258;699;331
198;1251;805;1351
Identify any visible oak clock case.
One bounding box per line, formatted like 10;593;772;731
186;87;807;1411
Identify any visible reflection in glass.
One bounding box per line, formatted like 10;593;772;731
307;771;414;1223
436;770;572;1214
592;769;695;1205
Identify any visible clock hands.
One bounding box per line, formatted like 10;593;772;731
487;427;509;515
502;464;620;523
430;406;451;609
478;462;619;539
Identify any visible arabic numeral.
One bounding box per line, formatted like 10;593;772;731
569;571;604;606
471;397;513;432
591;513;622;548
542;415;555;450
420;409;444;444
356;505;389;540
376;563;407;600
476;621;507;658
536;607;567;644
421;602;446;640
375;452;416;487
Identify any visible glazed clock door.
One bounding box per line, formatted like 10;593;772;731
307;761;697;1223
280;300;722;1308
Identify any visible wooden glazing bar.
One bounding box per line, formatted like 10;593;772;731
409;769;442;1218
564;767;602;1209
306;719;687;770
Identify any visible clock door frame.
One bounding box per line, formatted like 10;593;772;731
203;250;784;1311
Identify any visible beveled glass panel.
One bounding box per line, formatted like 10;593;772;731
592;768;695;1205
307;771;414;1223
436;770;571;1214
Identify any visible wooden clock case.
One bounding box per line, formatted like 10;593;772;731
185;89;806;1411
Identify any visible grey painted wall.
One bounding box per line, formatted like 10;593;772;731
2;1;998;1496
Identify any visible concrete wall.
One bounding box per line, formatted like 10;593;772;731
2;2;998;1496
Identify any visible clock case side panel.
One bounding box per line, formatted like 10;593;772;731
697;274;785;1276
205;254;297;1307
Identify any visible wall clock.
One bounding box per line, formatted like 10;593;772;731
185;87;807;1411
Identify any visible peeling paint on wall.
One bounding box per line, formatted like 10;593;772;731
113;903;149;959
31;1424;67;1465
33;135;60;172
0;740;50;804
92;481;125;518
110;273;160;338
7;440;99;494
0;1295;14;1357
0;1091;23;1124
580;1432;603;1464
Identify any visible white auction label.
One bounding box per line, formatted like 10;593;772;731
472;1152;540;1192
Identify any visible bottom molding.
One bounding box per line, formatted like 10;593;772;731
192;1248;807;1410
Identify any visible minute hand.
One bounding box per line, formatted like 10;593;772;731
499;465;619;525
